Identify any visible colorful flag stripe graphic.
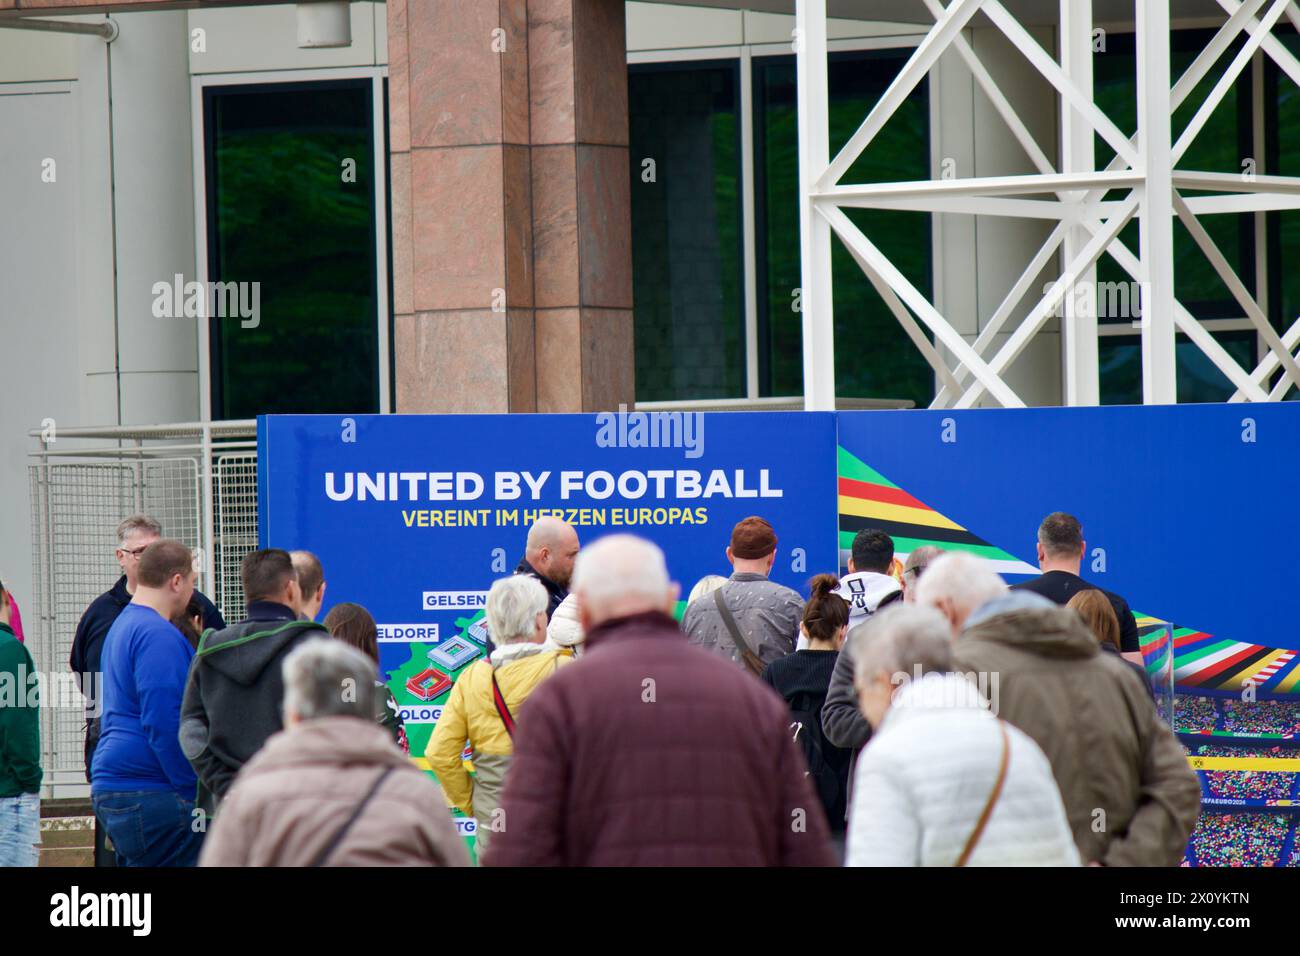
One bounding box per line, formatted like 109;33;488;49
838;447;1299;695
836;447;1037;576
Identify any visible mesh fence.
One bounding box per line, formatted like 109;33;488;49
28;463;136;783
28;426;257;789
214;452;260;619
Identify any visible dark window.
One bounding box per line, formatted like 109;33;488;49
628;62;744;402
204;80;380;419
1264;30;1300;400
754;50;932;405
627;49;931;406
1099;331;1257;405
1093;30;1259;403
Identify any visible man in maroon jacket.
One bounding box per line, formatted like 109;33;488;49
481;534;836;867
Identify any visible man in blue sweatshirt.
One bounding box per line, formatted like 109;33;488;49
0;577;41;866
71;514;225;867
91;539;204;867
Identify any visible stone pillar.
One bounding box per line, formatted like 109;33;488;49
389;0;634;413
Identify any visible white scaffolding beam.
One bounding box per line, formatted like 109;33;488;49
793;0;1300;408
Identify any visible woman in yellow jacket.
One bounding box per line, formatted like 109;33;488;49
426;574;573;858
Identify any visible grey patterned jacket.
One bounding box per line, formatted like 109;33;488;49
682;571;804;669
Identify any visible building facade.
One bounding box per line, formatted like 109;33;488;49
1;0;1298;610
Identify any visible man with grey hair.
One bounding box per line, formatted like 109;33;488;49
425;574;573;857
200;639;468;867
915;552;1200;866
848;604;954;707
912;550;1043;635
69;514;224;866
845;604;1079;867
899;545;943;604
514;516;580;620
484;533;836;867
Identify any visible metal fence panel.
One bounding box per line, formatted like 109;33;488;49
214;452;259;621
27;423;257;795
28;462;135;785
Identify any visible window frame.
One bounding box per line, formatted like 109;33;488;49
1091;27;1269;404
628;33;930;405
190;67;392;421
627;55;747;403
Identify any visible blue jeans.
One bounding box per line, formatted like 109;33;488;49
91;790;204;867
0;793;41;867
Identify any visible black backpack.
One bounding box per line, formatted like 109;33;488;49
787;689;850;831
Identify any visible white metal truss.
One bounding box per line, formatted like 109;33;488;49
795;0;1300;409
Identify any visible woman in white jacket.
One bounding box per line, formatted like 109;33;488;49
845;604;1080;867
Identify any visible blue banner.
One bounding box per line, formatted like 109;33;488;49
258;411;840;807
836;405;1300;697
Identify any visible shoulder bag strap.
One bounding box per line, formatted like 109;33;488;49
713;587;766;676
954;719;1010;867
490;666;516;738
310;766;395;867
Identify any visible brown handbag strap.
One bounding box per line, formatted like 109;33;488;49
954;719;1010;867
310;766;395;867
712;587;765;676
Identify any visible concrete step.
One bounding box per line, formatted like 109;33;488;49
41;825;94;849
39;804;95;865
42;797;92;819
40;846;93;868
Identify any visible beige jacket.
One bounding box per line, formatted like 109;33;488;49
200;715;469;867
953;599;1200;866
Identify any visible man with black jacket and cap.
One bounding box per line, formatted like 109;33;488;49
70;514;224;865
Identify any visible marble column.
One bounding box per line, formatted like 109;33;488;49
390;0;634;413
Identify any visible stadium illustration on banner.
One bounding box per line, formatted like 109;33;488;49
835;442;1300;865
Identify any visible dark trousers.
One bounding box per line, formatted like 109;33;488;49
91;790;204;868
85;721;116;867
93;813;117;867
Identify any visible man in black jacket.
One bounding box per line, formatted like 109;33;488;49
70;514;224;866
1011;512;1142;664
513;516;579;620
179;549;325;817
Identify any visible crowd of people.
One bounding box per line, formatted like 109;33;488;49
1176;695;1221;733
1187;813;1291;867
1221;699;1300;736
0;507;1207;867
1194;744;1297;802
1171;696;1300;737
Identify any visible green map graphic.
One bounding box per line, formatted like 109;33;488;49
384;608;487;863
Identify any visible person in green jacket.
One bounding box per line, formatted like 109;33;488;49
0;577;42;866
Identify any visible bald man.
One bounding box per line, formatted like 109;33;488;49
514;517;580;620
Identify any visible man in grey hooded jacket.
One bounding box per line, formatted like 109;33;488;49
179;549;327;816
917;552;1200;866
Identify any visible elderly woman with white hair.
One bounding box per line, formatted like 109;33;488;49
199;638;468;867
424;574;574;858
845;604;1079;867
